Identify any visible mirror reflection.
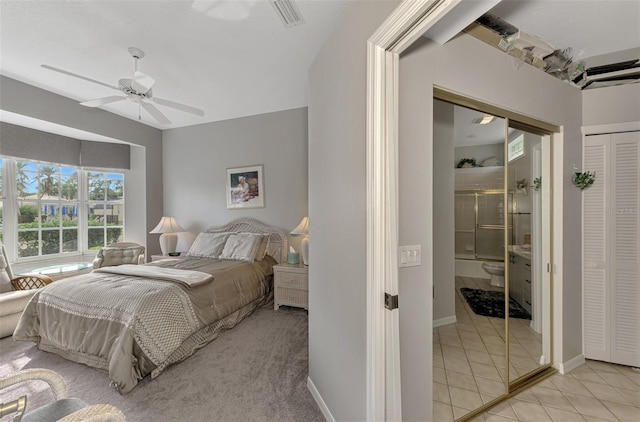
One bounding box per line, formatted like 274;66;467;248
506;128;550;382
433;99;507;421
433;99;554;421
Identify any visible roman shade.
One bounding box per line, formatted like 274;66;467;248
0;122;130;170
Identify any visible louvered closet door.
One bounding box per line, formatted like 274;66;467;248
610;132;640;367
583;135;610;362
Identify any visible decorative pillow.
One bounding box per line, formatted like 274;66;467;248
101;246;145;267
254;234;270;261
219;233;268;262
187;232;231;258
235;232;270;261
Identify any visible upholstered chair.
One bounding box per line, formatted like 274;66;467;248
0;368;126;421
0;244;53;338
92;242;146;269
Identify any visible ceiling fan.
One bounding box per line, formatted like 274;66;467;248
41;47;204;125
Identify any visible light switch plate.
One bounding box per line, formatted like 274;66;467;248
399;245;421;267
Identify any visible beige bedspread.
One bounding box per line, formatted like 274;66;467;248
13;256;275;394
93;264;214;288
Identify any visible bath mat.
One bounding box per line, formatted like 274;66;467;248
460;288;531;320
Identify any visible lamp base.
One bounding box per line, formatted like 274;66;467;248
300;236;309;266
159;233;178;255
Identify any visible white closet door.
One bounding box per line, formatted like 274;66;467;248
583;135;610;362
610;131;640;367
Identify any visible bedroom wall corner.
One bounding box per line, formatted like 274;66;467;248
161;107;308;249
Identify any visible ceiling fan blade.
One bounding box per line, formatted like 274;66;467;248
41;64;120;91
132;71;155;94
141;102;171;125
152;97;205;117
80;95;127;108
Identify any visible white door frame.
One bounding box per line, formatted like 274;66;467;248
366;0;569;417
365;1;463;420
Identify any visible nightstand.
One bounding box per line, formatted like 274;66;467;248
151;253;183;262
274;263;308;310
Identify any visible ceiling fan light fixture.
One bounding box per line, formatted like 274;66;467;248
41;47;205;126
271;0;304;28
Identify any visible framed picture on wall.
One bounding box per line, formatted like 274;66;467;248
226;164;265;209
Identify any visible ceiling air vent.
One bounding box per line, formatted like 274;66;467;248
271;0;305;28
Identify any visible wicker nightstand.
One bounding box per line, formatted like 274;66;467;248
273;263;308;310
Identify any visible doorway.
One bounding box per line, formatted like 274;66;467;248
366;1;571;420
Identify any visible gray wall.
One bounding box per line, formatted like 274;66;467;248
582;83;640;126
307;1;400;420
432;100;455;323
0;75;163;255
399;34;583;419
161;107;308;250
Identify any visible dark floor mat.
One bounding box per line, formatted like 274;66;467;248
460;287;531;319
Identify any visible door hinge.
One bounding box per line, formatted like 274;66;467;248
385;293;399;310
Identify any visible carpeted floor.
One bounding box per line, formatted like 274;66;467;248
0;305;323;422
460;287;531;319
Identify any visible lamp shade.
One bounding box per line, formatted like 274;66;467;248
150;216;184;234
291;217;308;235
150;217;184;256
291;217;309;266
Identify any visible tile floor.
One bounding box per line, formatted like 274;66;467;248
434;276;640;421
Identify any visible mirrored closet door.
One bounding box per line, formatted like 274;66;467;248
432;90;558;422
505;123;552;388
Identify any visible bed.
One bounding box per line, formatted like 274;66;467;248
12;218;288;394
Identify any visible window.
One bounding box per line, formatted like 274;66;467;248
16;161;79;258
87;172;124;250
508;134;525;163
1;157;125;260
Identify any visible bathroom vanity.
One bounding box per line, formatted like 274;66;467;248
508;248;531;314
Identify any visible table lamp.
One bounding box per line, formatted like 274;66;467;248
291;217;309;266
150;216;184;255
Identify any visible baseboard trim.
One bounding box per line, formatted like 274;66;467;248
308;376;335;422
434;315;457;328
557;354;585;374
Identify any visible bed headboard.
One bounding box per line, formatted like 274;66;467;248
205;218;289;264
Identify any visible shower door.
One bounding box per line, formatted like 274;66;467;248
454;193;476;259
476;191;512;260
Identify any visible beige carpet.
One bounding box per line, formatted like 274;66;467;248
0;305;323;422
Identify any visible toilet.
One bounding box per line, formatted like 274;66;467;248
482;262;505;287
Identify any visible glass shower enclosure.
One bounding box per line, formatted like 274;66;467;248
455;190;513;261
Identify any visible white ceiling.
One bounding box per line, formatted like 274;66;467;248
0;0;351;130
488;0;640;63
0;1;638;133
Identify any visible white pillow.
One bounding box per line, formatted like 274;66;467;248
219;233;267;262
236;232;270;261
187;232;231;258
